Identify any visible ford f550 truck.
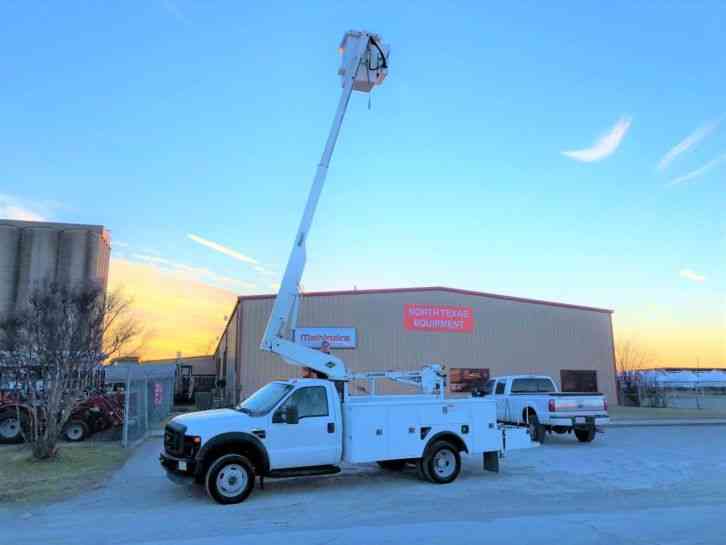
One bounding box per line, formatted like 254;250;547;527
160;30;536;504
161;374;533;504
479;375;610;443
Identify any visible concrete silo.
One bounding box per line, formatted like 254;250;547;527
0;220;111;318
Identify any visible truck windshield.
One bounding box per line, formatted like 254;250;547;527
236;383;293;416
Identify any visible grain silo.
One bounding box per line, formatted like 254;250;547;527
0;220;111;319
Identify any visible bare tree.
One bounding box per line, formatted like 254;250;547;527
0;282;142;459
615;337;655;406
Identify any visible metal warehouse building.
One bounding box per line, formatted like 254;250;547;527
215;287;616;405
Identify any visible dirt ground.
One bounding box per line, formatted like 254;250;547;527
3;425;726;545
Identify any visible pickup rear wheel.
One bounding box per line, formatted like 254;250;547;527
205;454;255;505
423;441;461;484
574;426;596;443
527;413;546;443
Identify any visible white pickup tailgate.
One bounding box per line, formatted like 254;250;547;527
551;396;606;412
342;396;501;464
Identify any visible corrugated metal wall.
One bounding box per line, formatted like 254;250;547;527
221;289;616;404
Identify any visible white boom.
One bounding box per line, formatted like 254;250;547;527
259;31;389;380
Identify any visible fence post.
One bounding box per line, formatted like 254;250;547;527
144;376;149;436
122;366;131;448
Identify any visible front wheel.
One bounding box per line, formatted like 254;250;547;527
205;454;255;505
63;420;89;442
574;427;596;443
423;441;461;484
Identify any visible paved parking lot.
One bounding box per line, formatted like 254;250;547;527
3;425;726;545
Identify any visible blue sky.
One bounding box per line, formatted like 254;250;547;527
1;2;724;363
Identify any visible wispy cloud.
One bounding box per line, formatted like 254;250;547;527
680;269;705;283
126;252;256;292
0;194;48;221
561;117;632;162
658;117;723;171
668;152;726;186
187;233;259;265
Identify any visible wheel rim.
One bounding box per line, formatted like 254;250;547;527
0;417;19;439
66;424;84;440
216;464;248;498
432;449;456;479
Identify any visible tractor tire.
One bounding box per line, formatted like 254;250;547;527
0;408;28;444
575;426;596;443
63;420;90;442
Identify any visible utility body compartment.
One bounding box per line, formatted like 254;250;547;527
342;395;501;464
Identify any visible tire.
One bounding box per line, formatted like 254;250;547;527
574;426;596;443
527;413;546;443
0;410;24;444
416;457;431;482
205;454;255;505
423;441;461;484
63;420;90;442
377;460;407;471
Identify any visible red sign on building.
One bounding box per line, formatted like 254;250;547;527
403;304;474;333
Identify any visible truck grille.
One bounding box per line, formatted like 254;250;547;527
164;425;184;456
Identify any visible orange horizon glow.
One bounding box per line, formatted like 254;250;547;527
109;258;725;368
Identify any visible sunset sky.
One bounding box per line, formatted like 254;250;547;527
1;3;723;365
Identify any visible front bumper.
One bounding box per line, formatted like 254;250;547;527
549;415;610;428
159;451;197;484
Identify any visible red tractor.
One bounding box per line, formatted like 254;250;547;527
0;390;124;444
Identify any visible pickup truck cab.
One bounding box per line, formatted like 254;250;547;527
478;375;609;443
161;377;534;504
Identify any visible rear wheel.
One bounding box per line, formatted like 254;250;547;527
63;420;89;442
423;441;461;484
574;426;596;443
527;412;546;443
377;460;407;471
205;454;255;505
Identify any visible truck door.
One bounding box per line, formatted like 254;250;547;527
266;385;340;469
493;380;508;421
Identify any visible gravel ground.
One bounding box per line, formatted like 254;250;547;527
3;426;725;545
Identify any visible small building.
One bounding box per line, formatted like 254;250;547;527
142;355;218;396
214;286;616;405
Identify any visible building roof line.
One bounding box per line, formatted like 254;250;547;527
236;286;613;314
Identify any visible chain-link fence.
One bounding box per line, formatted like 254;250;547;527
619;375;726;410
104;363;176;448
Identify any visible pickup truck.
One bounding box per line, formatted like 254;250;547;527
160;377;534;504
476;375;609;443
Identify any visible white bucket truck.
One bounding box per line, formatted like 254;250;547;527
160;30;536;504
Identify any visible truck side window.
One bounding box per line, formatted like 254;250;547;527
495;381;505;395
280;386;329;418
482;379;496;395
536;378;556;393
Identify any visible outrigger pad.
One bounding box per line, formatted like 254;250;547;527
483;451;500;473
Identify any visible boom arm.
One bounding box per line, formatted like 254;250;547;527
260;31;389;380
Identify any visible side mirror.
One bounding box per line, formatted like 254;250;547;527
285;405;299;425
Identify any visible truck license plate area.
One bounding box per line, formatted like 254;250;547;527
575;417;586;424
178;461;187;471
